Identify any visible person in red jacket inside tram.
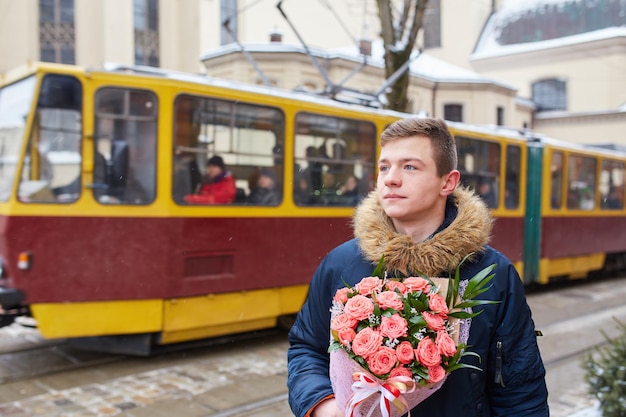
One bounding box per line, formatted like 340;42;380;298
184;155;236;204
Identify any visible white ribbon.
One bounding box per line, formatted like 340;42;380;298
346;372;415;417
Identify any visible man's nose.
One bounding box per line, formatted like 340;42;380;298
384;167;401;187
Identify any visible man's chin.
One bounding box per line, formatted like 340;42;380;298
381;205;409;220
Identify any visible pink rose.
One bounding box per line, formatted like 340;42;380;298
379;314;408;339
343;295;375;321
352;327;383;359
389;365;413;379
376;291;404;311
428;293;449;317
367;346;397;376
385;280;407;295
427;365;446;383
403;277;431;293
395;341;415;364
338;328;356;346
333;287;350;304
416;337;442;367
356;277;383;295
422;311;446;331
436;330;457;357
331;313;358;332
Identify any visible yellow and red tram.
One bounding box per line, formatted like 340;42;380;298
0;62;624;353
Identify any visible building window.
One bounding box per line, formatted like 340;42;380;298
423;0;441;49
497;106;504;126
39;0;75;64
532;78;567;112
134;0;160;67
444;104;463;122
220;0;238;45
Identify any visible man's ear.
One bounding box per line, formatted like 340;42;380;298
441;170;461;196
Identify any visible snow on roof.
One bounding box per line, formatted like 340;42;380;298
472;0;626;60
498;0;583;16
473;25;626;60
200;39;516;90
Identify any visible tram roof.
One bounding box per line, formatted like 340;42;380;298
5;61;626;158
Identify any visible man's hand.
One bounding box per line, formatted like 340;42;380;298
312;398;344;417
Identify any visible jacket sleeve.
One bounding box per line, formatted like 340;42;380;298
287;254;337;417
486;261;549;416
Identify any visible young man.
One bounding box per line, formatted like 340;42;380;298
287;118;548;417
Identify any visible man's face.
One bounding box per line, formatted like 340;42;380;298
376;135;452;225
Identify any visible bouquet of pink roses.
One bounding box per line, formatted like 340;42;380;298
329;256;497;417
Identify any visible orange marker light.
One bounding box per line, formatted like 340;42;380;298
17;252;32;270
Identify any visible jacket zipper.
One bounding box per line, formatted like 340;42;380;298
495;340;506;387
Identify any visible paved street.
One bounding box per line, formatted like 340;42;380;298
4;276;626;416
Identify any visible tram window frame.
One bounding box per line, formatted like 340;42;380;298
456;136;501;209
18;74;83;204
566;154;597;210
550;151;564;209
293;113;376;207
600;159;624;210
93;87;158;205
172;94;285;206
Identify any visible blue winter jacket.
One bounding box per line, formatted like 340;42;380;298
287;189;549;417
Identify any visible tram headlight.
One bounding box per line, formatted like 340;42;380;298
17;252;32;270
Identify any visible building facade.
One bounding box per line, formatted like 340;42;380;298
0;0;624;145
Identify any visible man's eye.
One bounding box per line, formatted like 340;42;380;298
404;165;416;170
379;166;389;172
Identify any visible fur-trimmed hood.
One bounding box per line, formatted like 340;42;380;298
353;187;493;277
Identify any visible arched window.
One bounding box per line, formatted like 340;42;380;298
532;78;567;112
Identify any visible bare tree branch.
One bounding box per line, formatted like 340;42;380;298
376;0;429;112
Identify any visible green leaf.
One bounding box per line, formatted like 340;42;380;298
448;310;482;319
446;363;483;373
372;255;385;278
461;264;497;301
328;342;342;353
409;315;427;326
455;299;500;309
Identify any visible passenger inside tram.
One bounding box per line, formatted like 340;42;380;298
184;155;236;204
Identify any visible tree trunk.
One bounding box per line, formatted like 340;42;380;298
376;0;429;112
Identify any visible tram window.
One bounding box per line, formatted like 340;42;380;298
567;154;596;210
0;75;36;202
550;151;564;209
456;136;500;209
504;145;521;209
18;75;82;204
93;88;157;205
600;159;624;210
172;95;285;206
294;113;376;206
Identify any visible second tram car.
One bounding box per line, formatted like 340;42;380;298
0;62;625;353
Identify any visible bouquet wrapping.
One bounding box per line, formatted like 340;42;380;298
328;261;496;417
